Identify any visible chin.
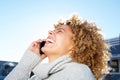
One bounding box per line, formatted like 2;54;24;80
42;46;51;53
42;46;56;54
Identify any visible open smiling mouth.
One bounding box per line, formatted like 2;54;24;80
45;38;55;45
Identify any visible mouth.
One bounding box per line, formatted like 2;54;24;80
45;38;55;45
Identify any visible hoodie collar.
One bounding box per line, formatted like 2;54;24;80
32;55;72;79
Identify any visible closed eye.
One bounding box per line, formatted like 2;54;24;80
56;29;62;32
55;28;65;33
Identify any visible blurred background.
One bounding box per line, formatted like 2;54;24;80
0;0;120;80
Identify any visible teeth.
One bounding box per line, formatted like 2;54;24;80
46;39;54;43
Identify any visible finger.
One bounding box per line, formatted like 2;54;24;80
31;41;36;47
36;39;42;43
42;39;46;42
41;54;47;59
31;41;39;47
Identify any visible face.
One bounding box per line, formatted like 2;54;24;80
42;25;74;57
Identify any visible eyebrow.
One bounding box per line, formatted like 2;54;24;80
59;27;65;31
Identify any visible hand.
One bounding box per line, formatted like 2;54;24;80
28;39;47;59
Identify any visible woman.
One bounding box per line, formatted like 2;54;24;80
5;14;110;80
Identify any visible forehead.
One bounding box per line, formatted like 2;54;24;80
55;25;72;31
57;25;73;37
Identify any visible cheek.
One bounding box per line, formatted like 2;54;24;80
56;38;64;46
56;34;64;43
57;37;70;47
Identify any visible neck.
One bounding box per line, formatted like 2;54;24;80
47;55;61;62
47;54;69;62
46;51;72;62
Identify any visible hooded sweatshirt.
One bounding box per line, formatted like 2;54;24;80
5;50;95;80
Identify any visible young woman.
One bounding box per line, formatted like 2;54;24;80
5;14;110;80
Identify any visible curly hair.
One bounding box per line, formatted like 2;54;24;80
54;14;111;80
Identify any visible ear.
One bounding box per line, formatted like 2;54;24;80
68;46;75;55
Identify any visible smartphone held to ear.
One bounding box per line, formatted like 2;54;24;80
39;41;45;54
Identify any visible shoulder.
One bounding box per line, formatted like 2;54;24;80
65;62;90;71
64;62;95;80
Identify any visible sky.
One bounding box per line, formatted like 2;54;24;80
0;0;120;62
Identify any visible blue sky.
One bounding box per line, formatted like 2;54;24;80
0;0;120;62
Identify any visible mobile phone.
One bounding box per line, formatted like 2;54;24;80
39;41;45;54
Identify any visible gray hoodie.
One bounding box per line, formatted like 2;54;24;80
5;50;95;80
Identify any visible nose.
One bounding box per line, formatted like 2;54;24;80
48;30;54;35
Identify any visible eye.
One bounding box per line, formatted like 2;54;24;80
57;29;62;32
55;29;62;33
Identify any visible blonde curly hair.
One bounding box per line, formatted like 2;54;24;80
54;14;111;80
